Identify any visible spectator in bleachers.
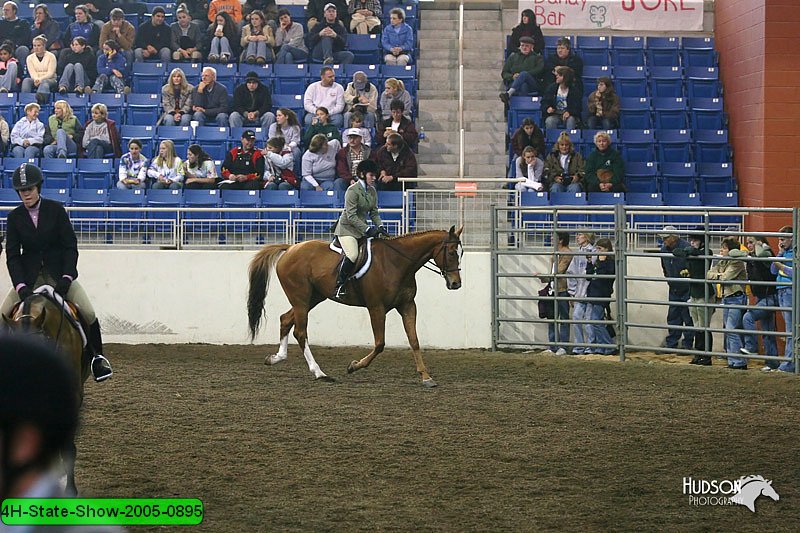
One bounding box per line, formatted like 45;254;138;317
343;70;378;130
117;138;148;189
66;0;109;28
99;8;135;66
148;139;183;189
512;145;544;192
57;37;97;94
21;36;57;97
91;39;128;94
262;136;296;190
170;4;204;62
183;0;207;23
31;4;63;53
707;237;748;369
586;238;616;355
586;76;620;130
584;131;625;193
382;7;414;66
268;107;301;161
535;231;573;355
349;0;381;35
208;0;242;25
160;67;193;126
542;37;583;91
372;131;416;191
304;66;345;127
230;70;274;129
10;102;44;157
335;127;370;188
376;99;416;150
379;77;412;120
274;7;307;64
542;65;581;130
308;3;354;66
771;226;795;372
0;113;9;153
510;117;545;158
301;133;343;191
730;235;779;370
303;106;340;146
658;226;694;352
206;11;239;63
220;129;265;190
347;111;371;147
240;9;274;64
62;5;101;53
82;102;121;157
134;6;171;63
182;143;219;189
499;36;544;105
543;131;583;193
671;230;715;364
509;8;544;53
42;99;83;158
0;1;32;64
567;231;596;354
244;0;278;32
191;66;229;126
0;42;20;92
306;0;350;32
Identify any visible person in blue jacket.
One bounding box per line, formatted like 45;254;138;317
91;39;128;94
382;7;414;66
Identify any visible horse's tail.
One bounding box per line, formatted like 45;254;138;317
248;243;292;341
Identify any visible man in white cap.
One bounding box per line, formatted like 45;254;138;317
305;0;350;31
336;127;371;188
659;225;694;351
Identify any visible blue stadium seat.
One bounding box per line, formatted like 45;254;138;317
167;62;202;84
645;48;681;68
0;92;16;127
214;63;238;93
229;127;268;149
582;129;618;145
663;192;703;226
108;188;146;233
183;189;221;233
346;34;381;64
681;37;715;50
652;97;688;129
272;94;304;116
657;129;693;163
308;63;344;81
649;67;684;98
0;188;22;206
610;48;645;67
581;65;612;90
120;125;156;159
194;127;230;161
297;190;340;235
157;126;193;156
697;162;734;193
681;48;718;68
625;162;659;193
612;66;647;98
61;94;89;123
587;191;625;223
647;37;680;49
89;93;124;124
260;189;298;236
125;93;161;125
273;64;308;94
690;97;725;129
612;36;644;50
283;4;306;28
575;36;609;65
221;189;261;232
620;143;656;163
507;95;541;132
40;158;76;190
519;190;551;228
694;129;730;163
76;158;115;189
625;192;664;227
41;188;70;205
702;191;738;207
576;47;609;66
618;128;655;145
544;35;572;50
619;97;652;129
382;64;417;81
240;63;273;85
344;63;380;80
132;62;167;94
70;188;109;232
17;93;51;120
661;162;697;193
376;191;403;234
550;192;588;224
146;189;183;231
545;128;580;146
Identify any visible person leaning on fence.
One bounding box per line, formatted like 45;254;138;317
585;237;616;355
672;229;716;365
659;226;694;352
567;231;596;355
535;232;573;356
706;237;749;370
771;226;795;372
333;158;388;298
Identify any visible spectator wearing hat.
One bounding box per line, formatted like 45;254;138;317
659;226;694;352
134;6;172;63
99;8;136;66
584;131;625;193
230;71;275;130
673;229;716;364
208;0;243;24
308;3;354;66
336;127;371;187
371;132;417;191
304;65;345;127
343;70;378;130
274;7;308;64
306;0;350;32
220;129;265;190
349;0;381;35
382;7;414;66
192;66;229;126
500;35;544;104
376;99;417;150
170;4;204;62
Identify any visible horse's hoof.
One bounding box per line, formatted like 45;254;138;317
347;360;359;374
265;354;286;366
316;375;336;383
422;378;438;388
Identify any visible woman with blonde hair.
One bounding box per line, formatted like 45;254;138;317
149;140;184;189
543;131;584;192
82;103;122;158
43;100;83;158
240;9;275;64
379;77;412;120
161;67;193;126
21;35;57;96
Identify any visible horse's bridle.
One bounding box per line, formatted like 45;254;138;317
379;234;462;279
12;294;68;344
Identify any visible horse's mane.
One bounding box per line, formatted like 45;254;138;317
386;229;449;241
739;475;768;485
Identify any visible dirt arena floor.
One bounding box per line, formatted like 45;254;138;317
74;344;800;532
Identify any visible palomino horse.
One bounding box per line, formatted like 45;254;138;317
248;226;463;386
3;291;89;495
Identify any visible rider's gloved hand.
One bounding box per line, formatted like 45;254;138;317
17;285;33;300
55;277;72;298
366;226;379;238
377;225;390;238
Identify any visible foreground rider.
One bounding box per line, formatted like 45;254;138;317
0;163;113;382
333;159;389;297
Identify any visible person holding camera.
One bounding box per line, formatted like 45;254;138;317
543;131;584;192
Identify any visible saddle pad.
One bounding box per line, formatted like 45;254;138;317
329;237;374;280
34;285;88;347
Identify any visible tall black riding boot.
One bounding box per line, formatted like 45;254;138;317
694;331;712;366
88;319;113;382
335;257;355;298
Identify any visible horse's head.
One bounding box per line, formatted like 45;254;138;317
4;296;49;336
433;225;463;290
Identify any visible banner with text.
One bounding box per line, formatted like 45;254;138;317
519;0;704;32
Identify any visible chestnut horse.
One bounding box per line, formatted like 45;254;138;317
3;291;89;495
247;226;463;386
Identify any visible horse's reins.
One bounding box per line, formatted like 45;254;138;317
17;293;68;344
376;235;462;279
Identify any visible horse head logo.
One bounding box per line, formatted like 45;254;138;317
589;5;607;27
730;475;780;512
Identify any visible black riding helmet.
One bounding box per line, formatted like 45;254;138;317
12;163;44;191
356;159;379;179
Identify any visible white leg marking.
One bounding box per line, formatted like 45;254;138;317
266;335;289;365
301;341;326;379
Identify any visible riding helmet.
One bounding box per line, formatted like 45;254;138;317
356;159;379;178
12;163;44;191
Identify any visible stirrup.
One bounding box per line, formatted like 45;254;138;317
91;355;113;382
335;283;347;298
